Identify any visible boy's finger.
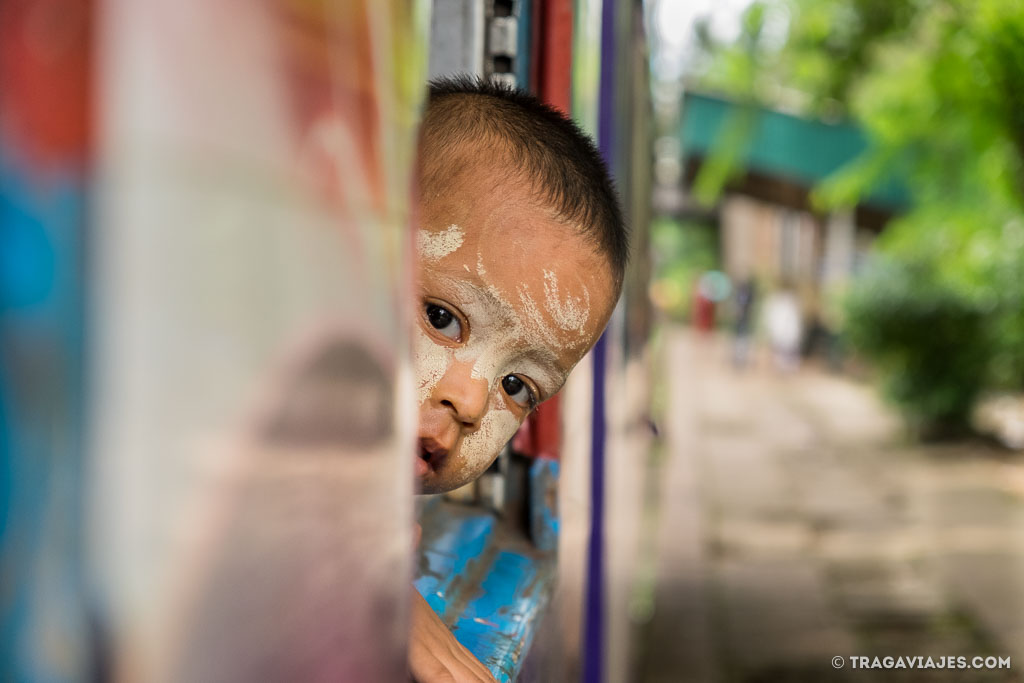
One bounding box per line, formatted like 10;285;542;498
470;658;496;682
434;639;487;683
453;644;495;682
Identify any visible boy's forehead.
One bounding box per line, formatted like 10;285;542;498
421;150;556;229
420;204;605;304
420;168;589;277
417;156;616;360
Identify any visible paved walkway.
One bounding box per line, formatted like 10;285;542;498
636;327;1024;682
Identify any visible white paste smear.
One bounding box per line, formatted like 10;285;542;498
413;326;452;405
542;269;591;334
458;406;520;473
413;246;593;482
417;224;464;261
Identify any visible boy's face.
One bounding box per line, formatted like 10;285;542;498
414;165;616;494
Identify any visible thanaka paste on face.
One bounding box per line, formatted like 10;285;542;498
464;253;575;387
413;325;452;406
414;253;584;488
417;224;464;261
414;323;520;479
436;276;562;395
457;403;520;474
413;282;523;484
542;269;592;337
411;178;610;491
414;223;465;407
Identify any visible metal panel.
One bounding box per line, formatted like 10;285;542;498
430;0;486;78
489;16;519;55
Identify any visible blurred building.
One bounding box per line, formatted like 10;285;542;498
679;92;909;316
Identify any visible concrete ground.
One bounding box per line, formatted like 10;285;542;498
634;327;1024;683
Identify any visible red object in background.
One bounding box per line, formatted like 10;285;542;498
0;0;93;167
512;395;561;460
534;0;573;116
694;292;716;332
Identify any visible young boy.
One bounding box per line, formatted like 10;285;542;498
408;77;628;682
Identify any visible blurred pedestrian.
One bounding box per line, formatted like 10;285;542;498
693;282;715;333
763;283;803;372
693;270;731;335
732;276;757;369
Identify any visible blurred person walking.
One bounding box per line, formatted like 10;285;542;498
693;270;731;335
731;276;757;369
763;284;803;372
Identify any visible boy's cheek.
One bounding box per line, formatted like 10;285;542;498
412;326;452;406
434;453;499;494
452;408;520;479
425;407;521;494
426;458;493;494
465;408;519;463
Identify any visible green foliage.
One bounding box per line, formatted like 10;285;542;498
778;0;918;112
845;258;990;430
693;0;1024;432
649;217;718;320
696;0;918;114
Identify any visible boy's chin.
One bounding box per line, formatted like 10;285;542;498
415;467;478;496
415;475;460;496
414;456;499;495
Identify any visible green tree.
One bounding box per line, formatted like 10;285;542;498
693;0;1024;430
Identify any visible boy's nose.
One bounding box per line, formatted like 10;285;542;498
432;360;490;429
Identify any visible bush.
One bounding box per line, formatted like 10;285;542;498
844;257;992;433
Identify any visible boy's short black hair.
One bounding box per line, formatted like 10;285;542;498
419;75;628;290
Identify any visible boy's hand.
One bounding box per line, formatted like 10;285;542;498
409;587;497;682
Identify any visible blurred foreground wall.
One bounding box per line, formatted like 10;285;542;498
2;1;427;680
0;0;93;677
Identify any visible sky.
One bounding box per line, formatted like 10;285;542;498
649;0;757;81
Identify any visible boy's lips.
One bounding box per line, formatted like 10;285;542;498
414;453;430;478
417;438;449;477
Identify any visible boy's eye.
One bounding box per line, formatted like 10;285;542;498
425;303;462;341
501;374;538;410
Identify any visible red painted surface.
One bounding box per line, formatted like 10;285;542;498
513;394;562;460
535;0;573;116
0;0;93;167
694;293;716;333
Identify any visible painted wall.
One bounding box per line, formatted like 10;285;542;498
2;1;428;679
0;1;94;678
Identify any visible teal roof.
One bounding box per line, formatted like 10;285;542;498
681;92;909;209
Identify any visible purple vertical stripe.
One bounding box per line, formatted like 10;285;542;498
583;0;617;681
583;333;608;683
